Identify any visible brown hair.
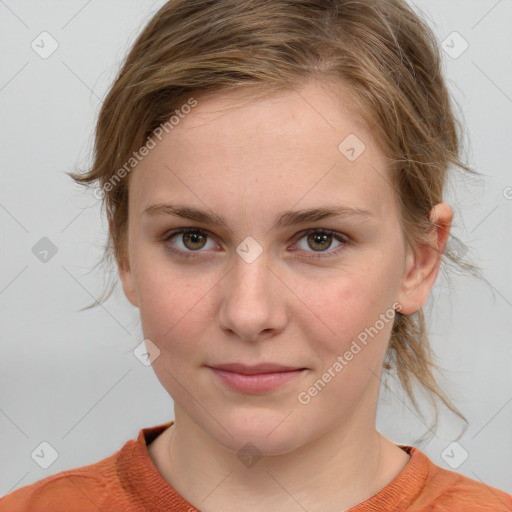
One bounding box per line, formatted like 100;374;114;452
70;0;480;437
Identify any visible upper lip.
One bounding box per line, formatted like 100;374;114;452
208;363;305;374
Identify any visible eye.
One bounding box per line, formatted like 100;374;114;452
163;227;217;258
162;227;347;260
292;228;347;259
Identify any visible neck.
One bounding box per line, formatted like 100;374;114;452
156;406;410;512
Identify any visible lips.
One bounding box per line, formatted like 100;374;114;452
207;362;306;374
207;363;307;393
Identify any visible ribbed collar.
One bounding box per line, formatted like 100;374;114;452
117;421;198;511
347;445;431;511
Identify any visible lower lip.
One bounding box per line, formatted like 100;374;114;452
209;367;306;393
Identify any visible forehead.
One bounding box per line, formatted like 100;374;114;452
173;80;370;152
129;80;395;221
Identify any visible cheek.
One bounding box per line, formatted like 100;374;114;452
137;270;208;346
297;277;397;409
135;268;212;399
293;258;400;385
130;237;204;332
299;258;399;336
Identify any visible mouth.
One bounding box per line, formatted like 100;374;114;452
206;363;307;394
206;362;307;374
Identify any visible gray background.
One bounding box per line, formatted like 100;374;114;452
1;0;511;498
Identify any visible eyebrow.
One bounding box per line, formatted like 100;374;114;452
143;203;373;230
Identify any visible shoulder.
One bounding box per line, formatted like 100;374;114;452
0;447;129;512
0;423;174;512
409;448;512;511
350;446;512;512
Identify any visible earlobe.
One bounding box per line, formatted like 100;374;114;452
397;203;453;315
118;257;139;308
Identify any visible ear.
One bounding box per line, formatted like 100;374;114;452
397;202;453;315
118;252;139;308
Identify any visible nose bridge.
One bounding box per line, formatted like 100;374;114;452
230;241;273;304
218;240;286;339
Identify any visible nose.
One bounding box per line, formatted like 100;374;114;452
217;250;288;343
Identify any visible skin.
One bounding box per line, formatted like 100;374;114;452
119;79;452;511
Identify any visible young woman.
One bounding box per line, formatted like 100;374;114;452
2;0;511;510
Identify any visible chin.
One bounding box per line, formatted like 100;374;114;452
209;410;309;457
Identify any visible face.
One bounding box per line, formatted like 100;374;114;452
119;80;439;455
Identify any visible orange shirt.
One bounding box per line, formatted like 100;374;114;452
2;421;511;511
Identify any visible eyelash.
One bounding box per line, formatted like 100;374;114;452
162;227;348;260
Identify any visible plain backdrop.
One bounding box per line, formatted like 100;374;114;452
1;0;511;498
